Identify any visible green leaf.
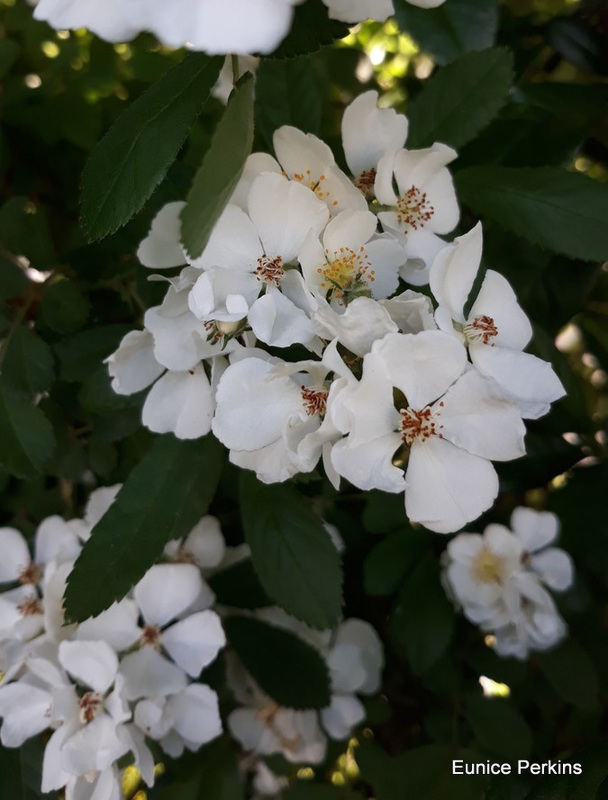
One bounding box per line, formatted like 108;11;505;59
255;57;322;148
464;694;532;760
239;473;342;629
224;616;331;710
356;740;487;800
393;0;499;65
0;378;55;478
0;255;29;300
80;53;222;241
455;166;608;262
40;281;90;334
391;553;455;675
537;639;599;710
64;434;224;622
0;738;58;800
270;0;349;59
155;739;245;800
364;528;428;597
181;73;255;260
526;741;608;800
2;327;54;394
207;559;271;610
54;325;131;382
408;48;514;150
0;198;57;270
283;786;363;799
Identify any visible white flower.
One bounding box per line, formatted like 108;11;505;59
430;224;565;418
299;209;404;307
137;202;186;270
331;330;526;533
34;0;305;55
341;90;408;196
164;516;227;572
106;330;165;396
443;507;574;659
119;564;225;698
375;143;460;278
324;0;395;23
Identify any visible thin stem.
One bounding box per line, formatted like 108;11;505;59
231;54;240;84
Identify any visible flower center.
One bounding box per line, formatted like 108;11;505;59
472;548;505;584
399;406;442;446
79;692;103;724
396;185;434;230
18;563;40;586
140;624;162;648
318;247;375;305
292;169;338;208
255;255;284;286
301;386;328;417
355;168;376;198
464;316;498;345
17;596;42;617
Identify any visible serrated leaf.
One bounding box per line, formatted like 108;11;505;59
464;694;532;760
40;281;90;334
269;0;349;60
537;639;599;710
80;53;222;241
0;378;55;478
239;473;342;629
181;73;255;259
255;57;322;149
455;166;608;262
224;616;331;709
407;48;513;150
207;559;271;610
394;0;499;66
391;553;455;675
3;327;54;394
364;528;428;597
64;434;223;622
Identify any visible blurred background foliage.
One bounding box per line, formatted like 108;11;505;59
1;0;608;798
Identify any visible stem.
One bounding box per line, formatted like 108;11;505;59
231;54;240;84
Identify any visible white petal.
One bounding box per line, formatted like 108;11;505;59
61;714;128;775
0;682;51;747
182;516;226;569
162;611;226;677
405;437;498;534
332;619;384;694
331;435;405;494
510;507;559;552
341;90;408;176
106;330;164;395
230;438;300;484
249;289;315;348
468;269;532;350
194;203;262;270
529;549;574;593
429;223;483;322
77;600;140;653
59;640;118;694
138;563;206;627
137;202;186;269
229;152;282;210
119;648;187;701
248;173;329;263
470;346;565;418
322;209;377;254
440;370;526;461
84;485;121;530
0;528;30;583
325;0;394;23
212;357;304;451
120;724;156;786
142;366;214;440
34;0;140;42
34;516;82;566
320;694;365;740
372;330;466;409
312;296;397;357
166;684;222;746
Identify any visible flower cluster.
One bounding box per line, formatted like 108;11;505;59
33;0;445;55
442;507;574;659
107;90;564;534
0;491;227;800
227;607;383;772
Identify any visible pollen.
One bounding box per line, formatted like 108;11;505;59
355;168;376;198
255;254;284;286
472;548;505;585
292;168;333;203
79;691;103;724
399;406;442;446
140;624;162;648
17;596;42;617
464;316;498;345
396;185;434;230
301;386;328;416
18;562;40;586
318;246;374;305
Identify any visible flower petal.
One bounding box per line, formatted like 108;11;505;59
162;610;226;677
